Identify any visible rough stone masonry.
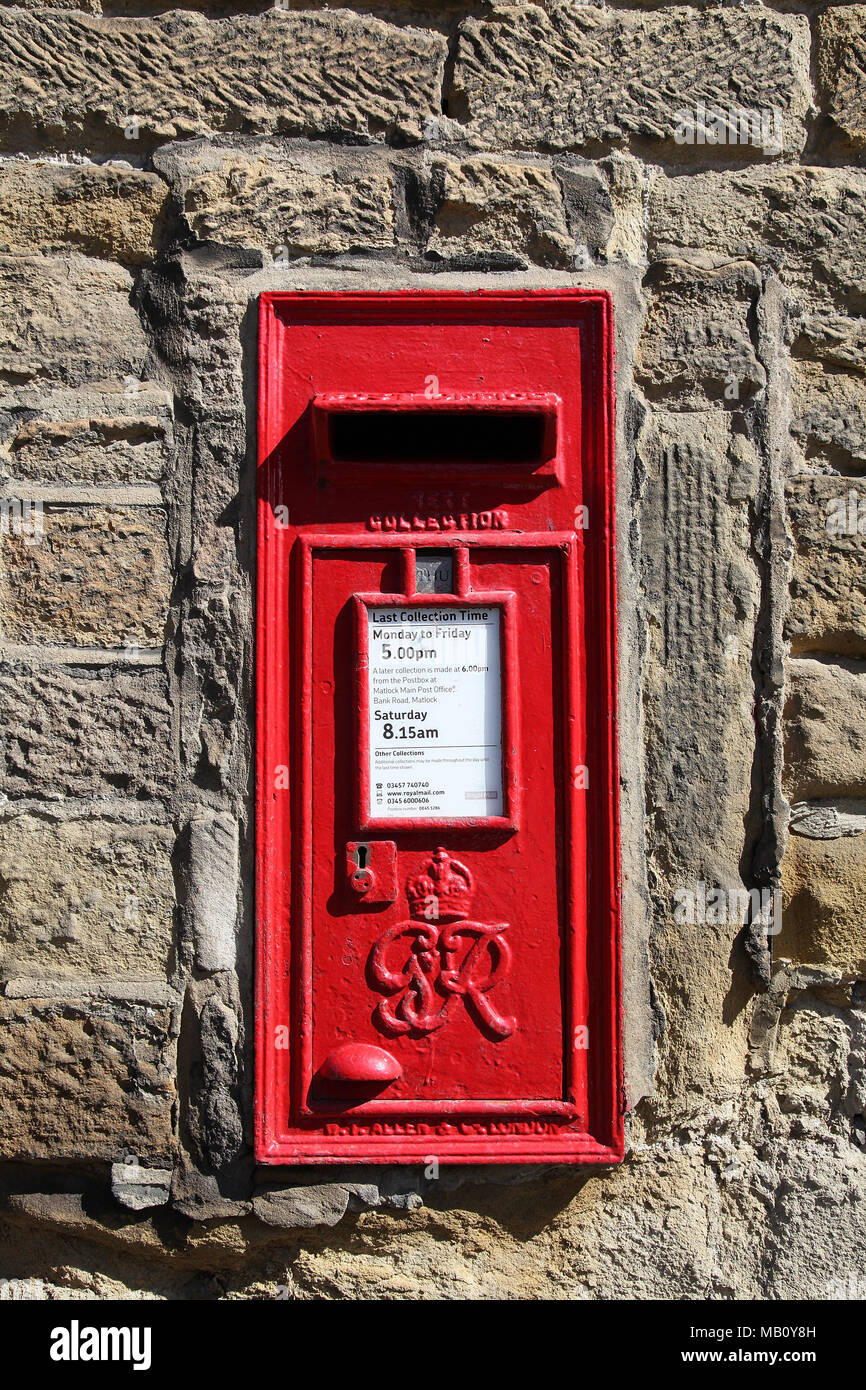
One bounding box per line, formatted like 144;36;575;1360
0;0;864;1301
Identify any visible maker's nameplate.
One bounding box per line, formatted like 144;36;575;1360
367;606;503;820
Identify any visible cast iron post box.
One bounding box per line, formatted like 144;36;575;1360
256;291;622;1165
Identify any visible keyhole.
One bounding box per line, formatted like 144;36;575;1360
356;844;368;869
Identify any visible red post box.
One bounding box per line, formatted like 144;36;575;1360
256;291;622;1164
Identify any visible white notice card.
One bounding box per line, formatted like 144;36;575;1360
367;606;503;820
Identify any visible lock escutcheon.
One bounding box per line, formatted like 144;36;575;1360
344;840;397;905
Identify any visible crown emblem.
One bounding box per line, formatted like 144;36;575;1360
406;848;473;923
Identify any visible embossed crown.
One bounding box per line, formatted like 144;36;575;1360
406;848;473;923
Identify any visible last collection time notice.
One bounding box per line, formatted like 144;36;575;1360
367;606;504;819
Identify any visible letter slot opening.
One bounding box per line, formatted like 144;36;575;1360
331;410;545;463
311;392;561;482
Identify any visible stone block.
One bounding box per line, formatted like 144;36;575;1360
781;833;866;973
0;664;171;801
0;255;147;388
784;657;866;800
0;814;175;980
637;261;765;409
1;409;171;486
817;6;866;145
172;143;397;257
792;314;866;376
785;476;866;656
188;812;239;974
638;410;759;1095
253;1184;350;1230
0;11;446;147
0;161;168;265
427;156;572;267
0;996;175;1162
450;5;809;155
110;1161;171;1211
0;504;170;647
790;359;866;472
649;167;866;314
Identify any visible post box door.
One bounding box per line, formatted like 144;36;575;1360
307;539;576;1110
257;291;622;1164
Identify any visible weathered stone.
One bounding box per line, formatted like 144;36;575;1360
253;1184;350;1230
785;476;866;656
0;255;147;387
110;1161;171;1211
790;359;866;471
0;997;175;1162
169;1158;251;1223
13;0;100;9
637;261;765;409
817;6;866;145
171;143;397;257
555;161;616;263
789;800;866;840
0;505;170;647
649;167;866;314
638;410;759;1100
0;814;175;980
0;161;168;265
784;657;866;800
596;153;644;265
781;834;866;973
188;812;239;974
0;665;171;801
1;410;171;486
773;992;861;1133
0;11;446;149
181;989;244;1177
427;157;572;268
378;1169;424;1211
450;5;809;155
177;492;250;797
792;314;866;376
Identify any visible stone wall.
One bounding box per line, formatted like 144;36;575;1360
0;0;864;1300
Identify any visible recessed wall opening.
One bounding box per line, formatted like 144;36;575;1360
327;409;549;464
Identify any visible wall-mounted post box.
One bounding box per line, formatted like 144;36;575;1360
256;291;622;1165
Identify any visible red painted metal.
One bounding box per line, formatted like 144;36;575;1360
256;290;622;1164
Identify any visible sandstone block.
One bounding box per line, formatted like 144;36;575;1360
0;255;147;387
637;261;765;409
427;156;572;267
0;162;168;265
817;6;866;145
639;411;759;1096
450;5;809;154
0;814;175;980
781;833;866;973
784;657;866;800
785;476;866;656
188;813;239;974
792;314;866;376
174;145;397;256
0;996;175;1162
1;410;171;486
0;665;171;801
649;167;866;314
587;154;640;264
790;359;866;472
0;11;446;147
0;504;170;647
